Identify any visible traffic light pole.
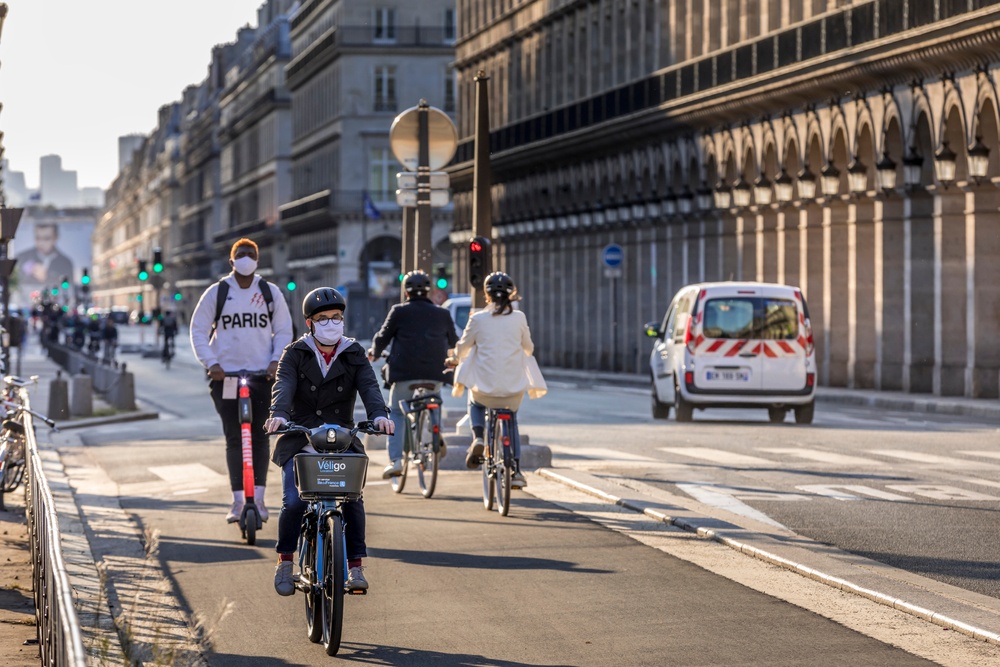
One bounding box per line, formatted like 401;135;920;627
471;71;493;309
401;207;415;301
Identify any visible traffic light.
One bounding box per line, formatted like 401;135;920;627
80;268;90;285
60;275;70;290
435;264;449;290
469;236;491;289
286;275;297;292
174;292;183;301
136;294;143;302
153;247;164;273
137;260;149;281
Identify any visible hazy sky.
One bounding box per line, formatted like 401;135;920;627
1;0;265;190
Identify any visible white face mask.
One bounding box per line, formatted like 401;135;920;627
232;256;258;277
312;319;344;346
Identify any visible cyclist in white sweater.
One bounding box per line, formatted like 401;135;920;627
190;238;293;522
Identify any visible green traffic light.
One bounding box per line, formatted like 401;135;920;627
436;277;448;289
137;294;143;302
286;281;297;291
153;263;163;273
61;281;70;289
81;275;91;285
138;270;149;280
50;288;58;296
174;292;183;301
398;273;404;282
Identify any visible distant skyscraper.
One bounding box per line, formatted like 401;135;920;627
1;159;28;207
39;154;80;207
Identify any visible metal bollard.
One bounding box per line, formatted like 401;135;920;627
70;372;94;418
48;370;71;421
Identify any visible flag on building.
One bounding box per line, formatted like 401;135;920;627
363;190;382;220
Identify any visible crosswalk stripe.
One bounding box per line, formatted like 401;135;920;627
660;448;772;466
148;463;227;484
760;447;884;466
871;450;1000;469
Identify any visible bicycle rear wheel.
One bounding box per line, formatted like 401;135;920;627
481;419;496;511
391;424;410;494
495;421;512;516
301;520;322;643
415;410;439;499
321;515;345;656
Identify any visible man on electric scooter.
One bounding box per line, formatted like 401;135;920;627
264;287;393;595
190;238;293;523
367;270;459;479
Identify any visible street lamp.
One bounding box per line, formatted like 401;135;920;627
713;180;732;209
753;175;773;206
876;151;897;191
903;147;923;188
732;176;752;208
774;169;794;203
847;156;867;194
820;163;841;197
968;136;990;181
696;182;714;211
797;166;817;199
934;141;957;185
677;185;694;214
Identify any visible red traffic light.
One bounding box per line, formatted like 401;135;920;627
470;240;483;253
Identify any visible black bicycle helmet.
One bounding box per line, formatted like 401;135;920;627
301;287;346;319
402;270;432;297
484;272;516;301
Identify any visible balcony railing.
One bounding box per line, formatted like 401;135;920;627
287;25;452;80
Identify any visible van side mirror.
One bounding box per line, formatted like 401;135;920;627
643;321;661;338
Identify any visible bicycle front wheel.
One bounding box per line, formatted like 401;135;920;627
415;410;439;499
495;421;512;516
302;522;322;643
321;515;345;656
481;425;495;511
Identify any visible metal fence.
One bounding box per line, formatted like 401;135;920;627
25;386;88;666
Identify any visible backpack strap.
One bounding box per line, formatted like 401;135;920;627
212;277;275;332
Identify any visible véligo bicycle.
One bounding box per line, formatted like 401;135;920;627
227;370;269;545
271;420;380;656
391;383;444;498
481;407;517;516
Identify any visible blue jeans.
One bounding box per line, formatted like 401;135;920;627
275;457;367;560
387;380;443;462
468;399;521;460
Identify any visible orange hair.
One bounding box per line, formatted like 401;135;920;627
230;238;259;259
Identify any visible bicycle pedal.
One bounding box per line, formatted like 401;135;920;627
347;589;368;596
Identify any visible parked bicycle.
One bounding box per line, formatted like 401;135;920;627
227;370;269;545
480;406;518;517
0;376;57;511
390;383;445;498
271;420;381;656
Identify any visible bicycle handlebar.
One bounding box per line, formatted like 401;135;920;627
1;398;58;429
4;375;39;388
273;420;384;437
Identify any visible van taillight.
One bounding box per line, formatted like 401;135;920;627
684;315;694;353
684;370;694;386
806;332;815;355
806;372;815;387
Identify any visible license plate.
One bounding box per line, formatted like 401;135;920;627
706;369;750;382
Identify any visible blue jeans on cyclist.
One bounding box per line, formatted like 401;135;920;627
383;379;443;478
466;397;526;488
276;457;367;561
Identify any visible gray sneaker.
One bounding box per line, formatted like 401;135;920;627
511;470;527;489
226;501;244;523
437;440;448;460
347;566;368;592
274;561;294;596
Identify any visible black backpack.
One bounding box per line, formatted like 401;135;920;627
211;277;275;336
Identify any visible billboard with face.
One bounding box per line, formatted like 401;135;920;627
8;210;96;310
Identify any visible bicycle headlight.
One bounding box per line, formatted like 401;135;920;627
326;428;338;444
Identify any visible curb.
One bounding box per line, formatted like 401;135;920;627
55;409;160;431
536;468;1000;646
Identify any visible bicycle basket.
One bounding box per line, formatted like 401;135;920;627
293;452;368;500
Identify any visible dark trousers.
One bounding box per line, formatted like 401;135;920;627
276;458;367;559
210;377;273;491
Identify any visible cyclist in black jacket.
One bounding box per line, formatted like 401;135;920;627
368;270;459;479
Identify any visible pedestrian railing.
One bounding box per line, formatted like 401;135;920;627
24;386;88;666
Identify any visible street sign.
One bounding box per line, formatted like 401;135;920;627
603;267;623;278
395;189;451;208
397;171;450;190
602;244;624;269
389;105;458;171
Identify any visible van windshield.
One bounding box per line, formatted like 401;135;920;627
702;298;798;340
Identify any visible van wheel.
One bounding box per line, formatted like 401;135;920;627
674;382;694;423
768;408;786;423
794;401;815;425
652;388;671;420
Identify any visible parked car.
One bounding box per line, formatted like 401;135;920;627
442;295;472;338
644;281;816;424
108;307;130;325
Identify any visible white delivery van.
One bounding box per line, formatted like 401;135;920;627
644;282;816;424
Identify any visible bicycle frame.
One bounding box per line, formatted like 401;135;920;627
482;407;515;516
392;386;443;497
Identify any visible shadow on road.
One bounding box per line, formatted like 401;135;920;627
370;546;611;574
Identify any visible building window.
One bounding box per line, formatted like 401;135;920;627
444;69;456;112
374;7;396;42
444;8;456;44
369;148;400;202
374;66;397;111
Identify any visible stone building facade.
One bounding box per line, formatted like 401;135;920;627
449;0;1000;398
92;0;457;335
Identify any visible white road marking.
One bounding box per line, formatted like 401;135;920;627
550;446;660;463
760;447;884;466
148;463;227;484
796;485;913;501
884;484;1000;501
675;483;791;529
871;450;1000;469
957;450;1000;462
661;447;773;466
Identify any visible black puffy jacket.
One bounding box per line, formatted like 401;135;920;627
269;337;389;467
370;297;459;385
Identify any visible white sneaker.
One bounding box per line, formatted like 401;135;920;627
254;486;269;522
382;459;404;479
274;561;294;596
346;566;368;592
225;501;244;523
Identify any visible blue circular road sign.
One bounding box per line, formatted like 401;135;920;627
602;244;624;268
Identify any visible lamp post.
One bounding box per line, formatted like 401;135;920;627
934;141;957;186
968;136;990;181
876;152;897;192
797;166;817;200
0;206;23;373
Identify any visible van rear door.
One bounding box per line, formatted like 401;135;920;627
757;291;812;391
691;292;765;391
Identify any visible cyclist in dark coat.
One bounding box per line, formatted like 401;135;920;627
368;270;458;479
265;287;392;597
